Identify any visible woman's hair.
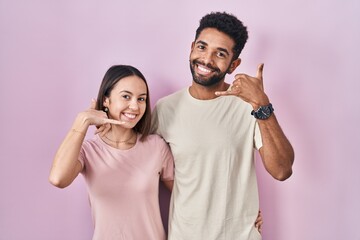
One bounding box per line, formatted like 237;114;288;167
195;12;249;60
95;65;151;141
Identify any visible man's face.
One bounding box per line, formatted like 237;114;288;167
189;28;237;87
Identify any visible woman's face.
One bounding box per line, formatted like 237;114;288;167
104;75;147;129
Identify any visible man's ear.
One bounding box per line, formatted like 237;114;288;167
189;42;195;61
228;58;241;74
190;41;195;51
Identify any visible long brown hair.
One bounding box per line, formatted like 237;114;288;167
95;65;151;141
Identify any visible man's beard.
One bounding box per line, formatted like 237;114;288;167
189;60;229;87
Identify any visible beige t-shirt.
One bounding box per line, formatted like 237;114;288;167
152;88;262;240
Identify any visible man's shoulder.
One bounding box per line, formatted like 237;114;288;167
156;88;188;106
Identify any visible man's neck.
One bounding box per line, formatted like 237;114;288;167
189;81;230;100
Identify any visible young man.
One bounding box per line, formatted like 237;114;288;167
152;12;294;239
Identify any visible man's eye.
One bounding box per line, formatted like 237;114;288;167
217;52;226;58
197;45;205;50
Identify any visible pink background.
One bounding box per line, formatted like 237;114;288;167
1;0;359;239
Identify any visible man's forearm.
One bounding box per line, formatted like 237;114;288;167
258;114;294;181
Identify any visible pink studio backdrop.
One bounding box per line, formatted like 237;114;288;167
1;0;359;239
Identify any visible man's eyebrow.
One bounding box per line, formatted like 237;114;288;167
195;40;230;56
217;47;230;56
195;40;208;46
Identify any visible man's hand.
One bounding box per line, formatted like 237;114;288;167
255;210;263;234
215;63;269;108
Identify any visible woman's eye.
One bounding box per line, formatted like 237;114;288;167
122;95;130;100
138;97;146;102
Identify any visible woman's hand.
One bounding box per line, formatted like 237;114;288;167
73;99;123;135
78;99;124;128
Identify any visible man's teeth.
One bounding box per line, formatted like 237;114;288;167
198;65;211;73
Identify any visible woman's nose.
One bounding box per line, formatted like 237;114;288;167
128;101;139;110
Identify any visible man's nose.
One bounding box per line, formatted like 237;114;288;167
201;51;214;66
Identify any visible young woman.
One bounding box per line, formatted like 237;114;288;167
49;65;174;240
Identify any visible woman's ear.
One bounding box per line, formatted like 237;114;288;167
103;97;109;108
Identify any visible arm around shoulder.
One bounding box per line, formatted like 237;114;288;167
162;180;174;192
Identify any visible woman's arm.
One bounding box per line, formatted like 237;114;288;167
49;100;124;188
48;113;90;188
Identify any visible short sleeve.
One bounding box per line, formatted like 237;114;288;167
78;144;86;172
150;105;160;135
159;138;174;181
254;121;263;150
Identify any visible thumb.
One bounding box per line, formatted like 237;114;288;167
256;63;264;80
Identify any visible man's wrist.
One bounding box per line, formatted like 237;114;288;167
251;94;270;110
251;103;274;120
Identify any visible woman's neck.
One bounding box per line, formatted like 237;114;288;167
102;127;137;149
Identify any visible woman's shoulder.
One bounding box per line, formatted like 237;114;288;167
140;134;168;148
143;133;165;142
141;134;171;159
81;134;105;149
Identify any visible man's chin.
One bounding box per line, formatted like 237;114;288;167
193;76;223;87
194;80;219;87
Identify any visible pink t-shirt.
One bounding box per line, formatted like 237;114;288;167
78;134;174;240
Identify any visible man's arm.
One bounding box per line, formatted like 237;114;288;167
215;63;294;181
162;180;174;191
257;113;294;180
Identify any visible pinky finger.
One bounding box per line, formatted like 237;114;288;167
215;90;233;96
94;124;107;136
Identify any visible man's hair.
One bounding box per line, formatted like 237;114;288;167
195;12;248;60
